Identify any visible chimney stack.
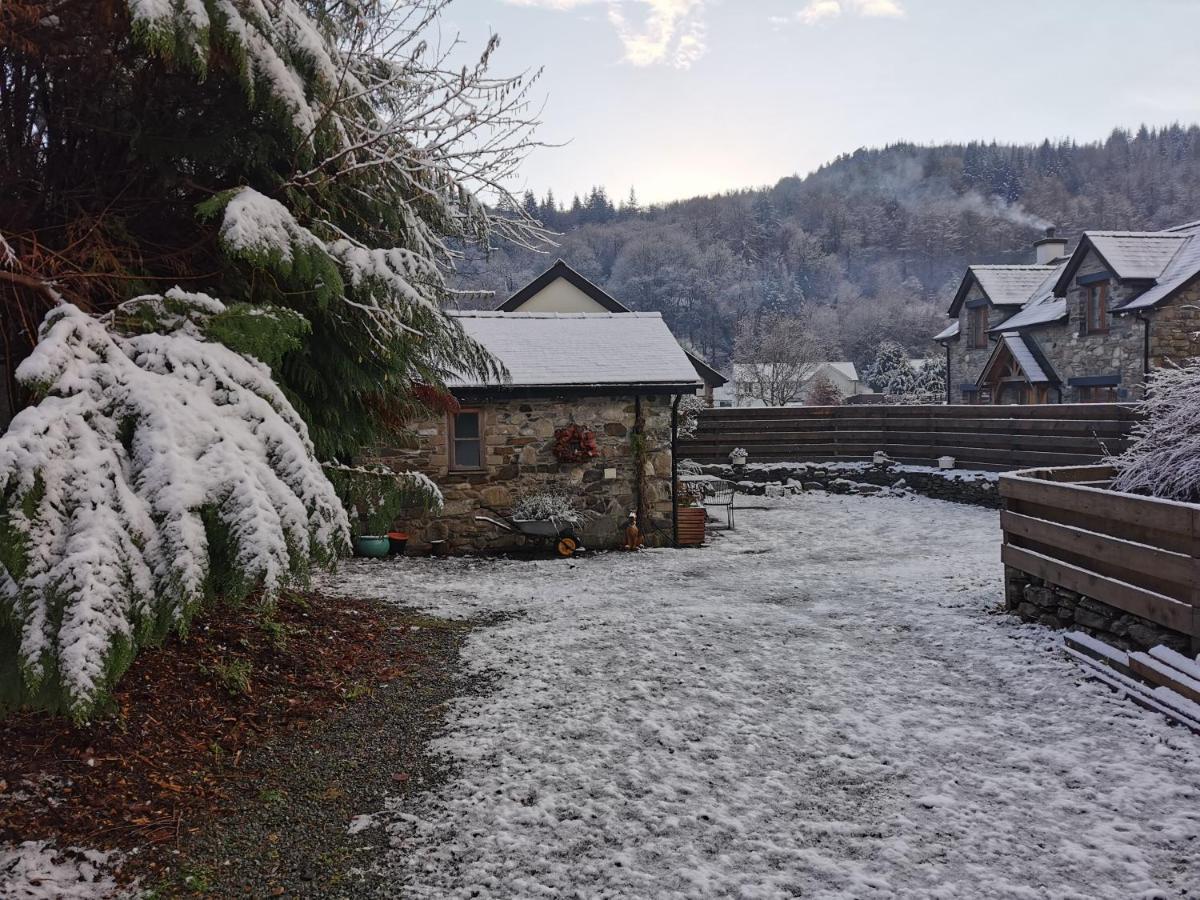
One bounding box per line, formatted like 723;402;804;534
1034;226;1068;265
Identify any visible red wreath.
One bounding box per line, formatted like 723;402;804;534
553;424;599;463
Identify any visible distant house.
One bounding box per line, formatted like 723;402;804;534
721;361;871;407
496;259;728;405
377;310;702;553
934;221;1200;403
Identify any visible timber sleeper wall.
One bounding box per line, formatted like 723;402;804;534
685;404;1136;471
1000;465;1200;652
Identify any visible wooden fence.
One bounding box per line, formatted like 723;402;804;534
685;404;1137;471
1000;465;1200;647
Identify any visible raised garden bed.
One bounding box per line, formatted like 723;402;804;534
1000;464;1200;653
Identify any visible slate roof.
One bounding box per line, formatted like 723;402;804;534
988;262;1068;331
972;266;1060;306
978;333;1059;387
933;320;960;342
1053;220;1200;306
1084;232;1190;280
446;311;701;390
998;332;1052;383
946;264;1058;317
1115;222;1200;312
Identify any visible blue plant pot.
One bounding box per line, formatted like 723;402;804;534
354;535;391;558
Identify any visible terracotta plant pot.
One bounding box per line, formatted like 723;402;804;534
676;507;706;547
354;535;391;558
387;531;409;555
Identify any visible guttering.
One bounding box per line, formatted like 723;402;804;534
1135;312;1151;378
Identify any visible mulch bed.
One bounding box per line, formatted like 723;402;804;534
0;588;438;887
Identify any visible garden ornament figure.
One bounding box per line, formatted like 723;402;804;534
624;512;644;551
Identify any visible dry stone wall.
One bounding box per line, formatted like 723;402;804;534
1005;569;1192;654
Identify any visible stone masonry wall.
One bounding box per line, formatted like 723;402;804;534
374;394;674;553
1031;250;1146;401
1005;568;1192;654
1150;280;1200;367
946;281;1019;404
697;461;1000;508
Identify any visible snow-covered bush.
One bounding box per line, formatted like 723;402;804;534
324;464;443;537
1110;360;1200;502
0;297;348;719
676;394;707;439
511;492;581;524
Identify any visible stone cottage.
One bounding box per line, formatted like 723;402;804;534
497;259;728;406
382;310;702;553
935;220;1200;403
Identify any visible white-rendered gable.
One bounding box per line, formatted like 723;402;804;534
509;276;611;313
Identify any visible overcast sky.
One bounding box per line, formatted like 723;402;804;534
440;0;1200;205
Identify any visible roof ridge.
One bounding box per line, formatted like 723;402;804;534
449;310;663;319
970;264;1054;270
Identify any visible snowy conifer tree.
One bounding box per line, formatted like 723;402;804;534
0;0;545;715
0;294;348;718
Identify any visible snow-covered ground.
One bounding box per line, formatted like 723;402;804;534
330;493;1200;899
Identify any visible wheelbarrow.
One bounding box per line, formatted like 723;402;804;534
474;507;583;558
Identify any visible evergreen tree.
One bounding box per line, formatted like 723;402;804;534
522;190;541;222
0;0;544;717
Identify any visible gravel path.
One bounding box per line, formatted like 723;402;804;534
327;493;1200;899
156;611;494;899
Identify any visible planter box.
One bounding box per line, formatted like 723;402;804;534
677;507;706;547
999;464;1200;652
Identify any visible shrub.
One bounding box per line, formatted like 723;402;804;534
323;464;443;537
1110;360;1200;502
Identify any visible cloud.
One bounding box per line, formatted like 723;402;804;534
506;0;708;68
772;0;905;26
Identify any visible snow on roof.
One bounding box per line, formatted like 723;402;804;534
971;266;1058;306
989;261;1068;331
824;361;859;381
933;320;960;341
998;332;1050;383
1086;232;1191;280
446;311;701;389
1116;227;1200;312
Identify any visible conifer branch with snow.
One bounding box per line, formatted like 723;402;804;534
0;295;348;719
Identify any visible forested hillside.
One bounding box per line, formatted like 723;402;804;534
456;125;1200;369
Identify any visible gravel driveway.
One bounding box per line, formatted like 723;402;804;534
328;493;1200;899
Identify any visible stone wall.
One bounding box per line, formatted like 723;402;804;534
945;280;1021;404
696;461;1000;508
1031;250;1145;401
374;393;675;553
1150;280;1200;366
1004;568;1192;654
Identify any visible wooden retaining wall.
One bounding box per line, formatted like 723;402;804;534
685;404;1137;471
1000;465;1200;648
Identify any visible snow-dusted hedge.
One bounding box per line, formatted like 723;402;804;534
0;296;349;719
324;463;443;537
1111;360;1200;503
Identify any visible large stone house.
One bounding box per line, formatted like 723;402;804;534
935;221;1200;403
380;310;702;553
497;259;728;405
